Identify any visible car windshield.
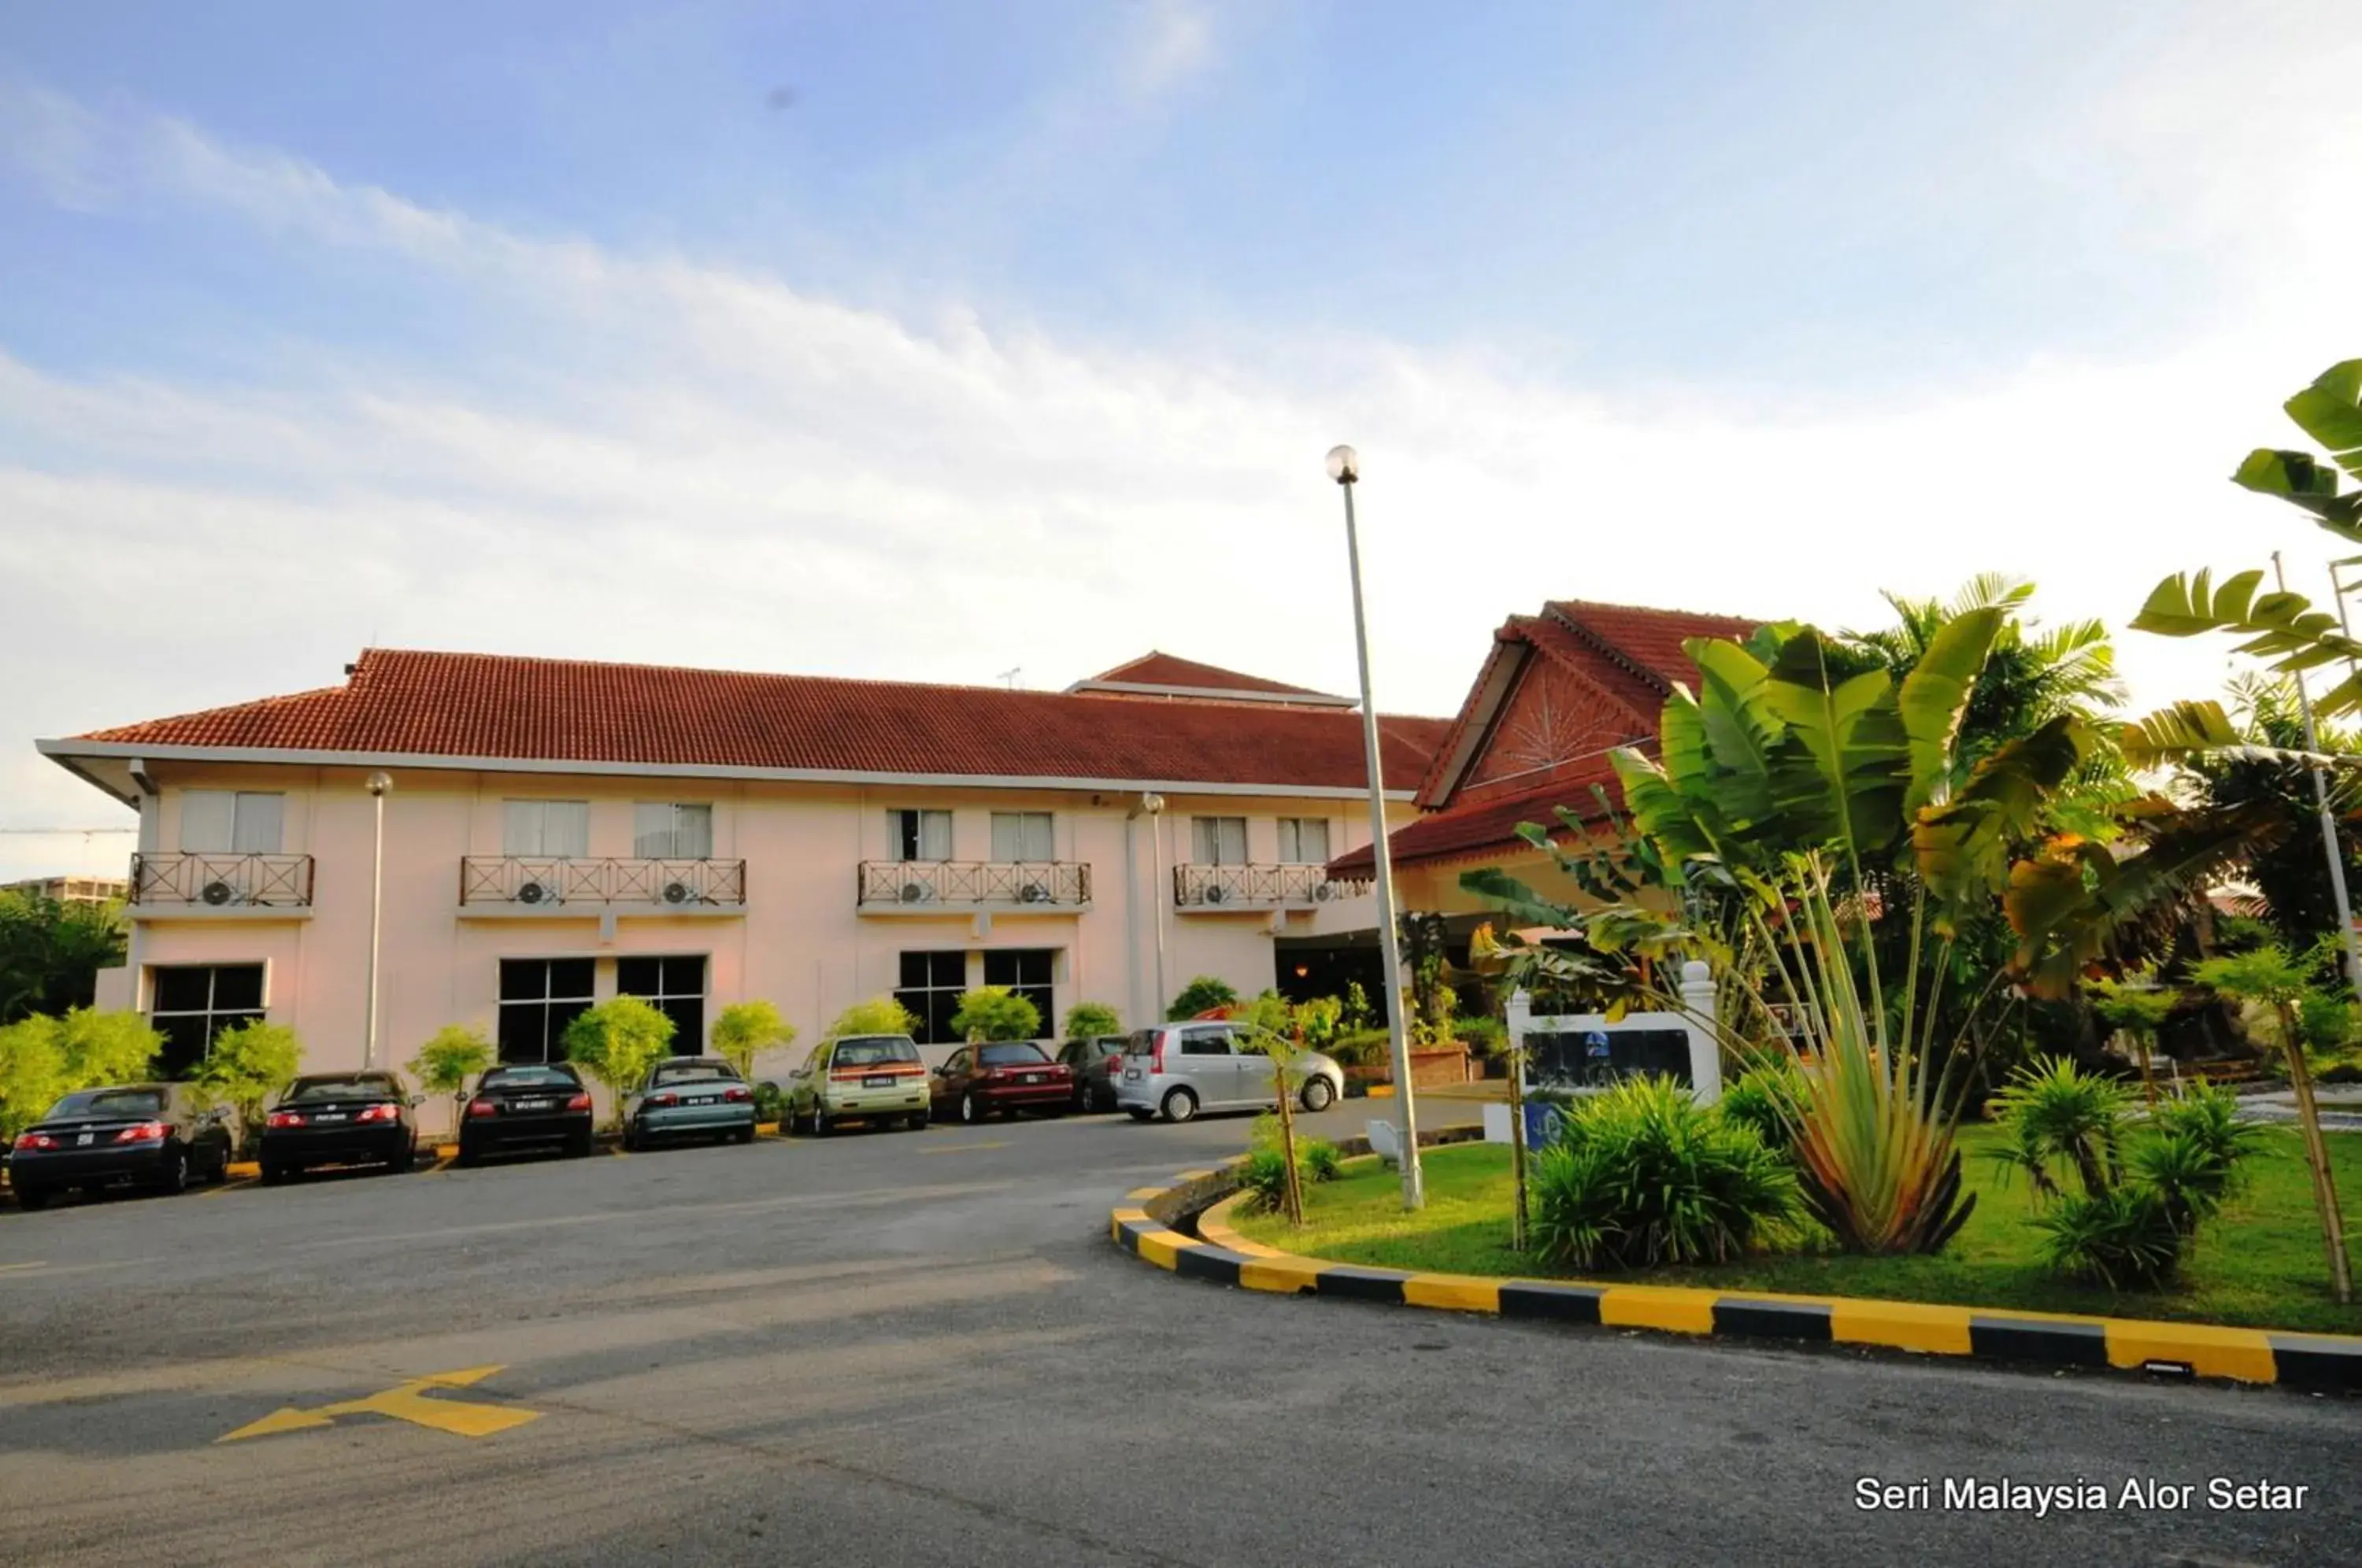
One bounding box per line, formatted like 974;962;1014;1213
651;1060;737;1085
834;1037;920;1067
287;1076;396;1102
483;1067;578;1089
45;1088;166;1119
979;1042;1050;1067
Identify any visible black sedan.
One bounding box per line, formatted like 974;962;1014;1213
1057;1035;1129;1112
457;1063;594;1165
258;1071;420;1182
8;1083;233;1210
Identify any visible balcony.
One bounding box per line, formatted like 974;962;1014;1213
857;860;1090;913
129;852;314;916
459;856;746;915
1173;864;1368;911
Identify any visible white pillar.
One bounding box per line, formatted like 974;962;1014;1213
1679;959;1722;1104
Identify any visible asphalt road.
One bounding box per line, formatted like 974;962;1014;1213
2;1104;2356;1568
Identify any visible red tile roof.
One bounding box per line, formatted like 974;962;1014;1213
1545;601;1762;693
1074;652;1342;700
65;649;1451;792
1330;760;1626;877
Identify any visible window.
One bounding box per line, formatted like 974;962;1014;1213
890;809;953;862
833;1037;921;1067
1180;1027;1234;1056
497;958;596;1064
650;1060;736;1085
633;803;713;860
982;949;1053;1035
990;812;1054;862
150;963;266;1076
977;1042;1051;1067
617;955;707;1051
1277;817;1331;864
1190;815;1247;865
897;950;967;1045
504;801;590;858
179;792;284;854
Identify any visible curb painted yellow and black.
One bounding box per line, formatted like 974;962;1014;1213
1110;1168;2362;1395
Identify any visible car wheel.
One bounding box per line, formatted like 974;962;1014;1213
154;1149;190;1196
735;1124;757;1145
14;1183;49;1211
209;1144;233;1183
1126;1108;1156;1122
621;1123;639;1153
1160;1087;1198;1124
958;1091;985;1126
813;1105;831;1137
906;1111;930;1131
454;1145;482;1170
566;1130;594;1158
1300;1075;1336;1114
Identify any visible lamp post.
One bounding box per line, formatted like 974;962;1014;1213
363;771;392;1069
1142;792;1168;1017
1327;443;1423;1210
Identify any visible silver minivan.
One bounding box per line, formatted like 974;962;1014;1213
1114;1022;1344;1123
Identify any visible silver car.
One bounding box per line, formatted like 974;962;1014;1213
1114;1022;1343;1123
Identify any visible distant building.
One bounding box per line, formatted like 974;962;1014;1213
3;875;129;905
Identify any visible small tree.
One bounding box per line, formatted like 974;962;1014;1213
1340;981;1372;1032
194;1020;303;1143
2190;948;2353;1303
1291;996;1343;1051
408;1024;494;1129
563;997;676;1126
951;986;1040;1043
712;1000;797;1080
825;996;918;1040
0;1015;66;1142
2086;976;2177;1108
1063;1001;1122;1041
1238;1031;1309;1224
0;1008;162;1141
1167;975;1238;1020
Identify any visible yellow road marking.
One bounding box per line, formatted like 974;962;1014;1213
0;1261;48;1275
920;1140;1008;1156
420;1152;457;1175
220;1365;541;1444
196;1178;257;1200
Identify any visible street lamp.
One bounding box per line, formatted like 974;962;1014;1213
1141;792;1168;1017
363;771;392;1070
1326;444;1424;1210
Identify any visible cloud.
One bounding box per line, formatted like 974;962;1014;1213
1;69;2358;882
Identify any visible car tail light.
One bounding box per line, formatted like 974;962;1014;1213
1150;1036;1166;1074
723;1085;751;1102
113;1121;169;1142
13;1132;57;1152
649;1091;679;1108
357;1104;400;1123
565;1093;592;1111
466;1099;498;1119
266;1110;306;1130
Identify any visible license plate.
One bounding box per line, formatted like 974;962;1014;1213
76;1131;93;1146
863;1075;893;1089
516;1099;552;1111
1124;1068;1141;1081
1024;1073;1043;1084
316;1112;347;1122
688;1095;716;1106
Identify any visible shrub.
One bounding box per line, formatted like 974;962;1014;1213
1341;982;1372;1032
1326;1027;1392;1068
1168;975;1238;1020
1237;1146;1294;1213
2033;1188;2184;1289
1987;1056;2131;1200
1454;1016;1506;1057
1527;1075;1800;1270
750;1080;787;1124
950;986;1040;1042
1717;1060;1805;1152
1301;1139;1343;1183
194;1019;303;1140
1063;1001;1122;1040
712;1000;797;1080
407;1024;493;1126
564;997;676;1123
2134;1081;2263;1233
825;996;918;1040
0;1008;163;1141
1293;996;1343;1050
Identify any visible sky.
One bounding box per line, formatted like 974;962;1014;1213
4;1;2361;881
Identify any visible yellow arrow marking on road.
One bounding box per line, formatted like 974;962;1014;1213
220;1365;541;1444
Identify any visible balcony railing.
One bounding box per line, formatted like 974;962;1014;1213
857;860;1091;909
460;856;746;908
131;852;315;908
1173;863;1368;909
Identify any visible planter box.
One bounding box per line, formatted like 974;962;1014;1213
1408;1045;1473;1088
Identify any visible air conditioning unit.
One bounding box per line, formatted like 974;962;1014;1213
661;881;692;905
898;878;938;904
516;880;548;905
201;880;236;907
1018;882;1052;904
1311;882;1339;903
1201;882;1230;906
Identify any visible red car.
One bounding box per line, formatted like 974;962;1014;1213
931;1042;1073;1125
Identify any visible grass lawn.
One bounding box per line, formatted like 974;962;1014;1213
1231;1124;2362;1336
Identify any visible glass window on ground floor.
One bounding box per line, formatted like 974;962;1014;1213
618;954;707;1052
895;950;965;1045
149;963;266;1077
982;949;1054;1037
498;957;597;1063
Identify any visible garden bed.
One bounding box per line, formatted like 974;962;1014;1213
1228;1126;2362;1336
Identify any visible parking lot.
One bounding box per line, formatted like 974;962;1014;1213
5;1104;2360;1568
